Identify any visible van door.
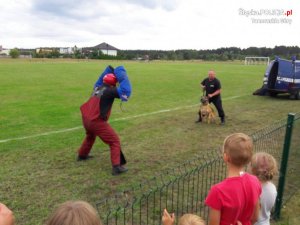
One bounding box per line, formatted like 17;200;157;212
267;61;279;89
276;60;294;90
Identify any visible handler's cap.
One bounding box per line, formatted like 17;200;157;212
103;73;117;86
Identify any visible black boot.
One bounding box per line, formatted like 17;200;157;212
77;155;94;161
220;117;225;125
112;165;128;176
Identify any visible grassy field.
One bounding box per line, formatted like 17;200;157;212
0;59;299;224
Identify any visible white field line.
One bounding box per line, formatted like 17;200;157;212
0;95;246;143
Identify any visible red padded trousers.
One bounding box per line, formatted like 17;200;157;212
78;117;121;166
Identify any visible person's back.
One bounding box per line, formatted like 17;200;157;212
206;172;261;224
80;75;119;122
205;133;261;225
256;182;277;225
251;152;278;225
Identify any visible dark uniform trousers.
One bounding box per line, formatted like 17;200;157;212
209;96;225;121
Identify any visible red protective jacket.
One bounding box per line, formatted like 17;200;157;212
80;84;119;121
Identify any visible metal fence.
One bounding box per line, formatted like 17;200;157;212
273;113;300;219
95;112;300;225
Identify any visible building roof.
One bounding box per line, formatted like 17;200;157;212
93;42;119;51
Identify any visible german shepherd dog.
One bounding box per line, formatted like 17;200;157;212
197;96;216;124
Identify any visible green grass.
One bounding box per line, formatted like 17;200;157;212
0;59;299;224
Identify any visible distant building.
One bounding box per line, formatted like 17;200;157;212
95;42;118;56
19;48;34;58
0;47;10;56
83;42;119;56
0;43;118;58
59;47;73;54
59;46;82;55
36;47;59;54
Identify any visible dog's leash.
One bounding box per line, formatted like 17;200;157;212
119;101;126;112
200;89;206;103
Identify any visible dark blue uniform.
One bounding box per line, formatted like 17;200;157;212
201;78;225;123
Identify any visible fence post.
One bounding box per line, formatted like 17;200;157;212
273;113;295;220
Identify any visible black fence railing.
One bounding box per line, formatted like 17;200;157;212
96;152;226;225
95;112;300;225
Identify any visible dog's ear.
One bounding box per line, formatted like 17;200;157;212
200;96;206;104
201;96;208;104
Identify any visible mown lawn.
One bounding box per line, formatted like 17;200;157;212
0;59;299;224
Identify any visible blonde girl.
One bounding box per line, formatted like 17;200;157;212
251;152;278;225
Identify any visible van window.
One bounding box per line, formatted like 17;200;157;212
278;60;293;79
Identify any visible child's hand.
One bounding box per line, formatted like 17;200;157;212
162;209;175;225
0;203;15;225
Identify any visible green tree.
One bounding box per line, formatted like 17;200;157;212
74;49;82;59
9;48;20;58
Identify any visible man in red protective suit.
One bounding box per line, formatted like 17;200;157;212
78;73;128;176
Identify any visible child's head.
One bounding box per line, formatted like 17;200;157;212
178;214;205;225
251;152;278;182
46;201;102;225
222;133;253;167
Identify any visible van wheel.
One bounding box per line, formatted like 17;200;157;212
270;92;277;97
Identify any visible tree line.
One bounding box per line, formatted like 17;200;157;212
117;46;300;61
8;45;300;61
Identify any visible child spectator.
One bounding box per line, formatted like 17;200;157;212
205;133;262;225
45;200;102;225
162;208;205;225
250;152;278;225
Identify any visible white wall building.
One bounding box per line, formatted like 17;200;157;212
59;46;81;54
94;42;118;56
0;48;10;55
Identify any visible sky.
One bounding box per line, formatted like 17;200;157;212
1;0;299;50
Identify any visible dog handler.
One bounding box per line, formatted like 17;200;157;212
199;70;225;124
77;65;132;175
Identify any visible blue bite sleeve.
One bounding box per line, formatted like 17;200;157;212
115;66;132;101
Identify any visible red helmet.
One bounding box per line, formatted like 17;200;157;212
103;73;117;86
